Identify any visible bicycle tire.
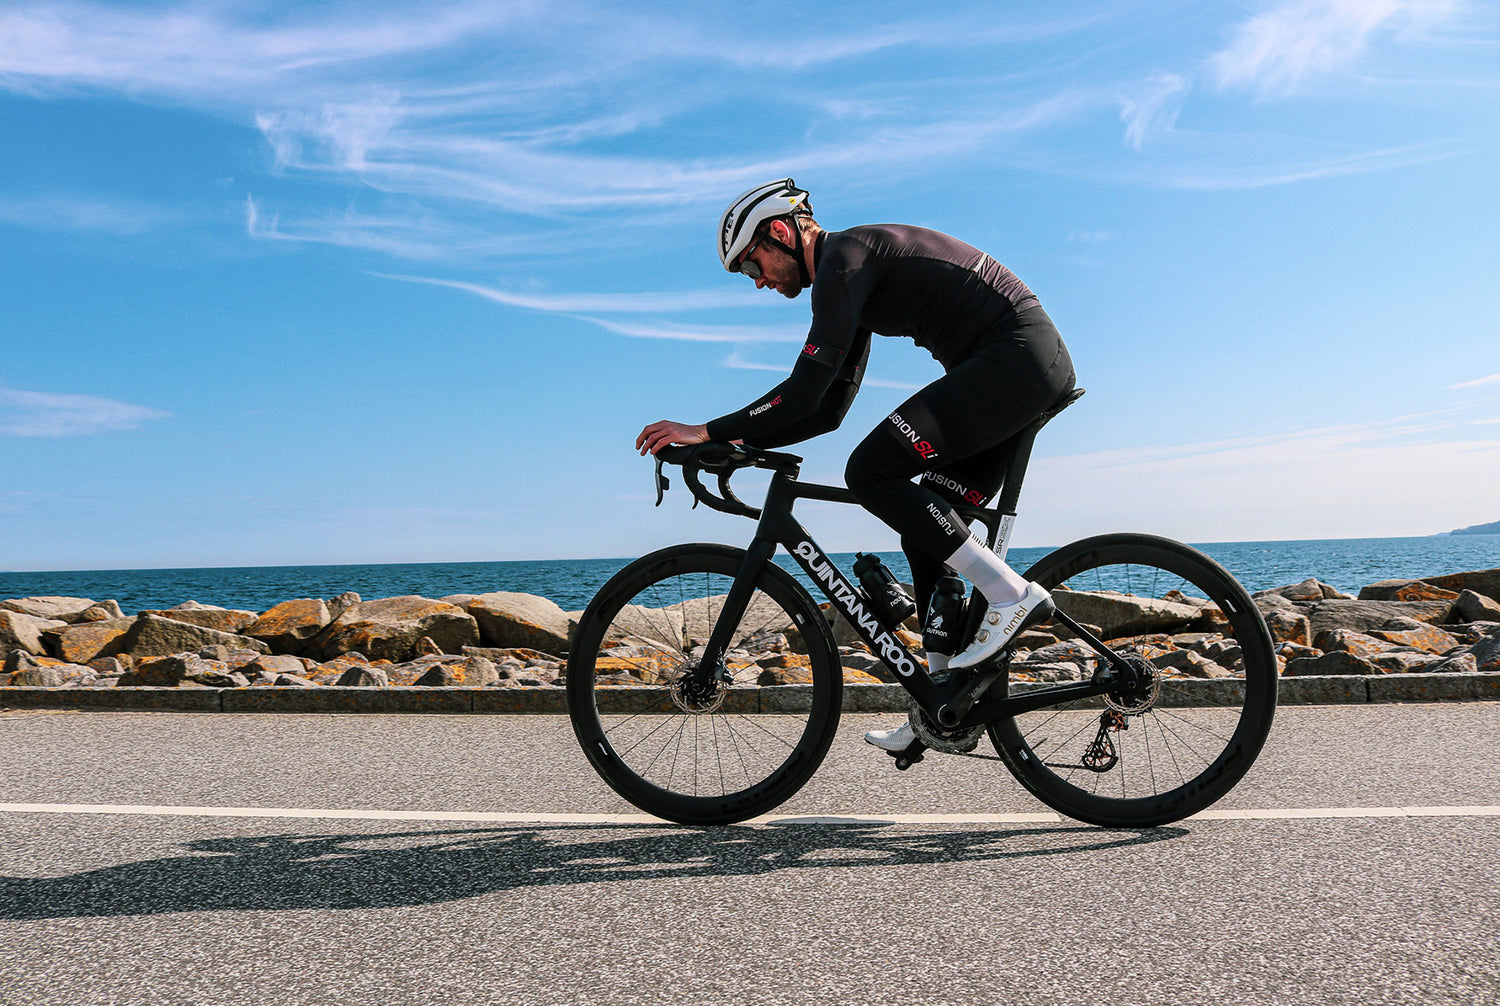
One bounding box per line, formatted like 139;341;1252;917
989;533;1277;827
566;543;842;825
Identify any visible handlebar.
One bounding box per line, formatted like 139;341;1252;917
652;442;803;519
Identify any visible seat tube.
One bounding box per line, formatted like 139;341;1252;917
991;513;1016;561
987;425;1040;557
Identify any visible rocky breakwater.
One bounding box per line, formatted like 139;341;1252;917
776;566;1500;686
1252;571;1500;676
2;566;1497;694
0;591;573;690
987;569;1500;684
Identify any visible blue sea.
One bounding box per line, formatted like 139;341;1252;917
2;536;1496;615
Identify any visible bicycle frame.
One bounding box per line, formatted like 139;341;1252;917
686;390;1140;732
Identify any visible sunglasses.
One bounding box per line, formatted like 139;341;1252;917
735;234;765;279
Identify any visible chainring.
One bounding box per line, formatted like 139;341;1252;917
906;670;985;754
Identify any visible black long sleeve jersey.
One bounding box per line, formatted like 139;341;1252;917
704;224;1041;449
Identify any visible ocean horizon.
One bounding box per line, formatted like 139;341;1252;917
2;534;1497;616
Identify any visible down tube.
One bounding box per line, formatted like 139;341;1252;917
772;525;946;712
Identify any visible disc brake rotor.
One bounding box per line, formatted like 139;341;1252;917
1103;653;1161;715
669;664;729;714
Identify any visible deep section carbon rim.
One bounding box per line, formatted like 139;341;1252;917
989;534;1277;827
566;544;841;825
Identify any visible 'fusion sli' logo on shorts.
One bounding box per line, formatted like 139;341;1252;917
888;411;939;461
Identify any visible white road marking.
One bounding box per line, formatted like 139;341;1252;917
1;802;1498;825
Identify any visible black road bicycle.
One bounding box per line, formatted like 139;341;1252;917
566;390;1277;827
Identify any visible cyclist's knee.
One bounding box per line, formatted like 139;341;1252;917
844;437;896;502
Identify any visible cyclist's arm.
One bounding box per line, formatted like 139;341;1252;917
706;260;866;443
741;331;869;449
705;348;841;444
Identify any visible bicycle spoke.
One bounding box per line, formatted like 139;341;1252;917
634;715;685;779
608;710;682;759
991;535;1276;825
571;547;839;820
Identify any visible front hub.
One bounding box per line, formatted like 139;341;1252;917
671;663;729;714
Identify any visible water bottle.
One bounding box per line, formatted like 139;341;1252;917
923;574;967;655
853;553;917;627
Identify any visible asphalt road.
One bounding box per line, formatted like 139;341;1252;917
2;704;1497;1005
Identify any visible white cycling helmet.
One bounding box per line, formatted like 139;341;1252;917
718;178;812;273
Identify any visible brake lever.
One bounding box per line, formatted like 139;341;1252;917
653;455;669;507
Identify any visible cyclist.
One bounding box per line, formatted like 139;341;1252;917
636;179;1076;753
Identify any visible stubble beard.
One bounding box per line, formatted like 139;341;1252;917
769;248;805;299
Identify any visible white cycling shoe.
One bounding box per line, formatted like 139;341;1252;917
864;722;918;752
948;581;1055;669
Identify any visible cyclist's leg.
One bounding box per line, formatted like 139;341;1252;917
847;404;1029;614
846;313;1073;665
847;320;1071;574
900;443;1012;619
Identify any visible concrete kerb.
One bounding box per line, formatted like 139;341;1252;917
1365;672;1483;703
0;686;223;712
1277;676;1368;705
1;674;1497;713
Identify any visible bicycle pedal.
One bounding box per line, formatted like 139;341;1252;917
890;741;927;771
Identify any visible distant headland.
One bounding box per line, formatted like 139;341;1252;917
1442;520;1500;536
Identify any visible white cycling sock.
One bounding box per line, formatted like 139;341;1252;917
946;535;1029;605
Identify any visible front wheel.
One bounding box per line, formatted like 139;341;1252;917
566;543;842;825
989;533;1277;827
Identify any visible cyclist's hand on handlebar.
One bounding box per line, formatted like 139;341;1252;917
636;420;711;456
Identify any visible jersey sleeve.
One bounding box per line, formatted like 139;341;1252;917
704;345;842;443
741;330;870;449
705;238;869;444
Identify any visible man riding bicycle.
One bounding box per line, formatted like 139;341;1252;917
637;179;1076;753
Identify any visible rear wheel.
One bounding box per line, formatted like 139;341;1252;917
990;534;1277;827
566;544;842;825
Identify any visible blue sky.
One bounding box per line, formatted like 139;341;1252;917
2;0;1498;571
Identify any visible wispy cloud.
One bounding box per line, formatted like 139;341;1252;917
0;388;170;437
1026;409;1500;541
1146;136;1468;190
722;349;796;373
1049;411;1469;473
1119;73;1190;149
373;274;763;313
720;349;925;390
4;0;1489;265
0;2;531;100
0;1;1109;263
1209;0;1456;95
578;316;796;344
375;272;795;344
0;193;180;234
1100;0;1477;188
1452;372;1500;389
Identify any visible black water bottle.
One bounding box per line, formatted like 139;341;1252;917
923;574;967;655
854;553;916;627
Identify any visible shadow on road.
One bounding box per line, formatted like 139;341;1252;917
0;820;1185;919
